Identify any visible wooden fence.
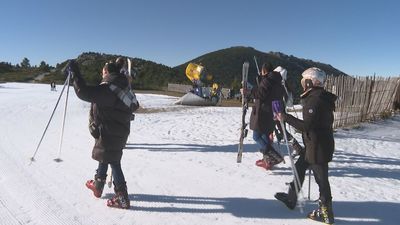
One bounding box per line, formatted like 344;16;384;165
324;75;400;128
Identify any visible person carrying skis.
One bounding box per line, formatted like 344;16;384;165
63;59;139;209
272;66;292;142
275;67;336;224
245;62;286;169
115;57;138;121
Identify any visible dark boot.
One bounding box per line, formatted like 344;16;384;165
86;176;105;198
291;138;304;157
308;200;335;224
107;183;130;209
274;183;297;210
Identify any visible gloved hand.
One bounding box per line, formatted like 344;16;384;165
61;60;81;79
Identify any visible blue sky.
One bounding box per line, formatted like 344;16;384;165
1;0;399;76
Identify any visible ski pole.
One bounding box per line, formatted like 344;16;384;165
30;75;70;164
280;118;305;211
54;72;71;162
308;168;311;200
272;100;305;212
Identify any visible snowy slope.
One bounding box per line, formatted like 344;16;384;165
0;82;399;225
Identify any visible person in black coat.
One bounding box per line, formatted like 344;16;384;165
65;60;138;209
275;67;336;224
247;63;286;168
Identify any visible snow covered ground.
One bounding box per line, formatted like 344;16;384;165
0;82;399;225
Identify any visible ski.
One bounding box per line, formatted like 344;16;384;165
127;58;132;77
253;56;260;86
237;61;249;163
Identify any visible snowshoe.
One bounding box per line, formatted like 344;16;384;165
307;201;334;224
86;178;105;198
274;192;296;210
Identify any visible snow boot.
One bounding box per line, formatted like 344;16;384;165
255;158;273;170
256;145;283;170
264;145;284;165
86;177;105;198
308;200;335;224
274;183;297;210
107;183;130;209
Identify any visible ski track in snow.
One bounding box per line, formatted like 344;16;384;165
1;82;400;225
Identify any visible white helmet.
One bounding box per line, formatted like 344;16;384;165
274;66;287;80
301;67;326;87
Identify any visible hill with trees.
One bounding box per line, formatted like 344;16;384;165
174;46;347;100
0;58;51;82
41;52;184;90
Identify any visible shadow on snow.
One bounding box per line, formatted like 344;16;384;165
125;142;260;153
103;193;399;224
124;143;400;180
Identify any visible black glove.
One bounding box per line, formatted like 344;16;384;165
61;60;81;79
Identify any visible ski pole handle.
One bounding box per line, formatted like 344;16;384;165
272;100;283;120
272;100;283;114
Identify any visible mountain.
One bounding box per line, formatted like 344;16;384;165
174;46;347;99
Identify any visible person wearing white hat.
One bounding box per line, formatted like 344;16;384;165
275;67;337;224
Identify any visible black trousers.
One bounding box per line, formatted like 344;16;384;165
292;152;332;205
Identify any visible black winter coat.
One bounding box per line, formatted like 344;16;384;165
249;71;286;134
73;72;132;163
285;87;337;164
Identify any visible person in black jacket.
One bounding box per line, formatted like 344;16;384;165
247;63;286;169
275;67;336;224
64;59;138;209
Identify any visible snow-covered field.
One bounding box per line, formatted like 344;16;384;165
0;82;399;225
